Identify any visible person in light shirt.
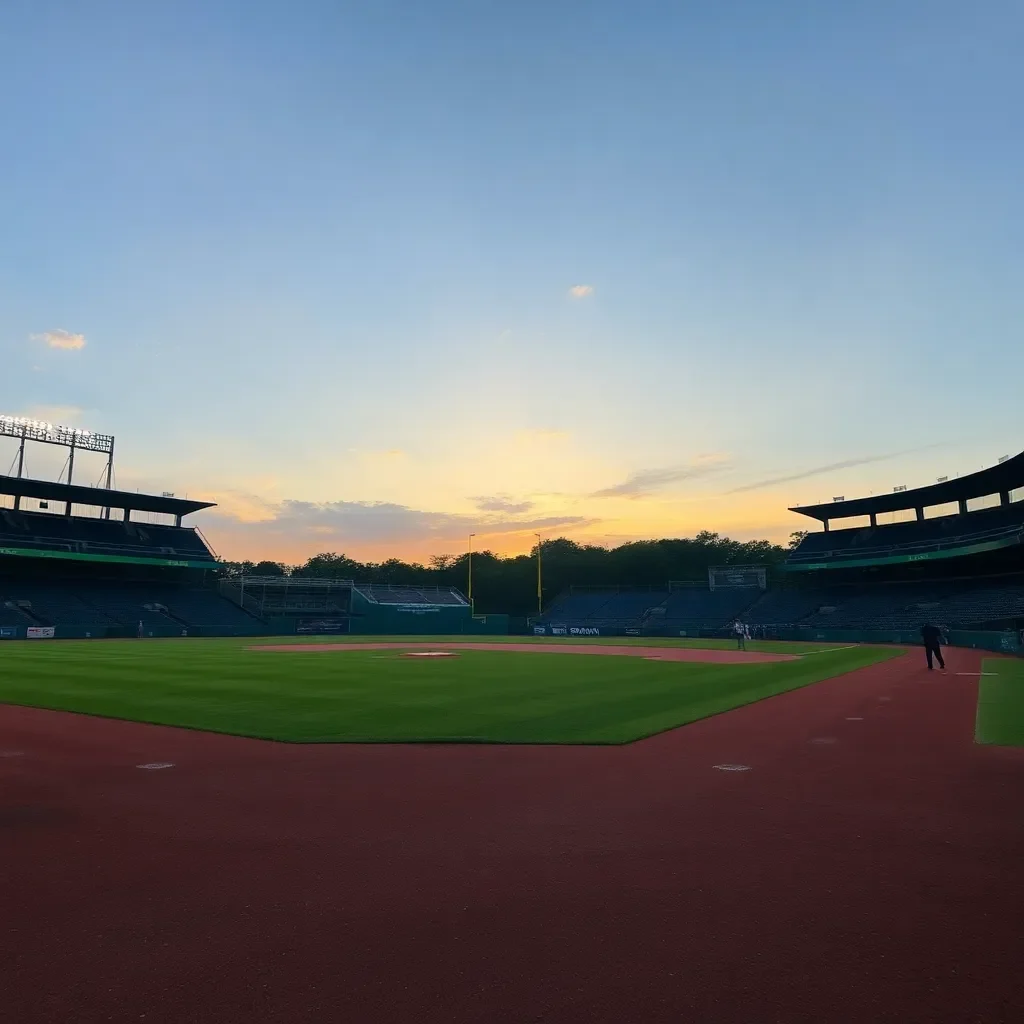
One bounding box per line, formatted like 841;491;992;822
733;619;746;651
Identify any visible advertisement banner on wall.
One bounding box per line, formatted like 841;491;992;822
26;626;56;639
296;619;347;635
0;626;17;639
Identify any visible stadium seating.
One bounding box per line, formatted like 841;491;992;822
541;575;1024;633
742;588;842;625
651;588;760;629
7;584;119;627
0;582;263;631
540;588;762;630
744;579;1024;630
0;508;214;561
790;503;1024;565
0;600;33;626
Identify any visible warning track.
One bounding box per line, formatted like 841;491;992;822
3;648;1022;1022
252;640;798;663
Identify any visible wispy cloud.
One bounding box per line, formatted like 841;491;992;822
593;453;732;499
32;329;86;351
726;447;941;495
200;494;593;554
473;494;536;514
567;284;594;299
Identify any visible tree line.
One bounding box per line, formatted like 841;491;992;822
217;531;800;617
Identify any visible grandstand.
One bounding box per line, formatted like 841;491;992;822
535;571;768;636
537;452;1024;639
0;471;264;638
0;415;262;638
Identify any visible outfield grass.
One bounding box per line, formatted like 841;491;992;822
0;637;900;744
976;657;1024;747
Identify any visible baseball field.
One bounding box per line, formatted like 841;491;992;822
3;635;1023;1024
0;635;896;743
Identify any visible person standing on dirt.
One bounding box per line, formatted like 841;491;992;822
921;622;945;671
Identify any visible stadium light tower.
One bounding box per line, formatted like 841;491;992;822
468;533;476;614
0;414;116;514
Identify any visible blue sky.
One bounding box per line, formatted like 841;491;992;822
2;0;1022;562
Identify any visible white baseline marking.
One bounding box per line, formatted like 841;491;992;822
956;671;999;676
798;645;860;656
137;762;174;770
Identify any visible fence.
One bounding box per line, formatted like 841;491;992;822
529;621;1022;654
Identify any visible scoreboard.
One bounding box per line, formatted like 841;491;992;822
707;565;767;591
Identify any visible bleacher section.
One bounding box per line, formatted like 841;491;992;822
742;579;1024;630
788;503;1024;567
0;581;262;633
539;574;1024;635
0;601;33;626
650;588;760;631
0;508;214;563
540;587;762;632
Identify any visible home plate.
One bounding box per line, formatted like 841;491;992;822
403;651;459;658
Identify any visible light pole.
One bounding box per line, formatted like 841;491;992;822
535;533;543;617
468;533;476;614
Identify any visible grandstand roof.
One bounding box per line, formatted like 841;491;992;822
790;450;1024;522
0;475;215;517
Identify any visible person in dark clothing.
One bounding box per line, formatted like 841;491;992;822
921;623;945;671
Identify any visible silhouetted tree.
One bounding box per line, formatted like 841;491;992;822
216;532;788;615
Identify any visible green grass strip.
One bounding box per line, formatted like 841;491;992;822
976;657;1024;747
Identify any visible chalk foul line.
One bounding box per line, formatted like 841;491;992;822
798;645;860;656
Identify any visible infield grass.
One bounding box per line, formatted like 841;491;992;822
975;657;1024;747
0;637;900;744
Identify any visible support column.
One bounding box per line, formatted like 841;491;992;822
65;440;76;515
1000;491;1011;506
103;441;115;520
958;499;968;515
13;430;25;509
823;519;830;533
870;513;877;527
916;507;925;522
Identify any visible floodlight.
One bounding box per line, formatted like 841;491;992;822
0;411;116;488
